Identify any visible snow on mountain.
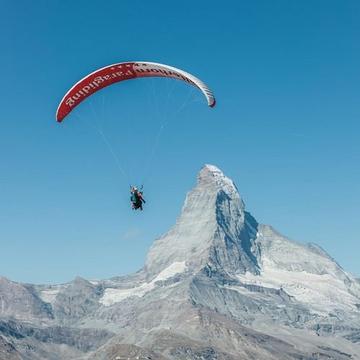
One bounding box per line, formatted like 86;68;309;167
100;261;187;306
39;288;62;304
239;224;360;314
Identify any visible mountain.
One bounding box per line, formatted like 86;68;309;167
1;164;359;359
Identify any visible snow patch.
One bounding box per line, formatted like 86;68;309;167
100;261;186;306
236;266;359;314
39;288;61;304
203;164;237;196
153;261;187;281
89;280;100;285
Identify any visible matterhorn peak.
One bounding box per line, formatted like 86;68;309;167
145;165;259;278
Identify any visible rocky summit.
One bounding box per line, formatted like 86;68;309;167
1;165;360;359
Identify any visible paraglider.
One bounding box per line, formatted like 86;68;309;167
56;61;215;212
130;186;146;211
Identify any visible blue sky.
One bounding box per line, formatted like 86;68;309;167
1;0;359;284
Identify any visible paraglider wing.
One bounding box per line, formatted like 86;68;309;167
56;62;215;122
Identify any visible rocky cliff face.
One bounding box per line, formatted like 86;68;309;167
1;165;360;360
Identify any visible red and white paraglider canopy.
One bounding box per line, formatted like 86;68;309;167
56;61;216;122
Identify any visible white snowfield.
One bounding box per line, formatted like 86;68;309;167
236;267;359;315
100;261;187;306
232;227;360;315
39;285;67;304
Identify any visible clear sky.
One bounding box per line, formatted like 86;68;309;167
1;0;359;284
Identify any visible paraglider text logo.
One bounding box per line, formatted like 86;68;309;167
65;70;134;108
